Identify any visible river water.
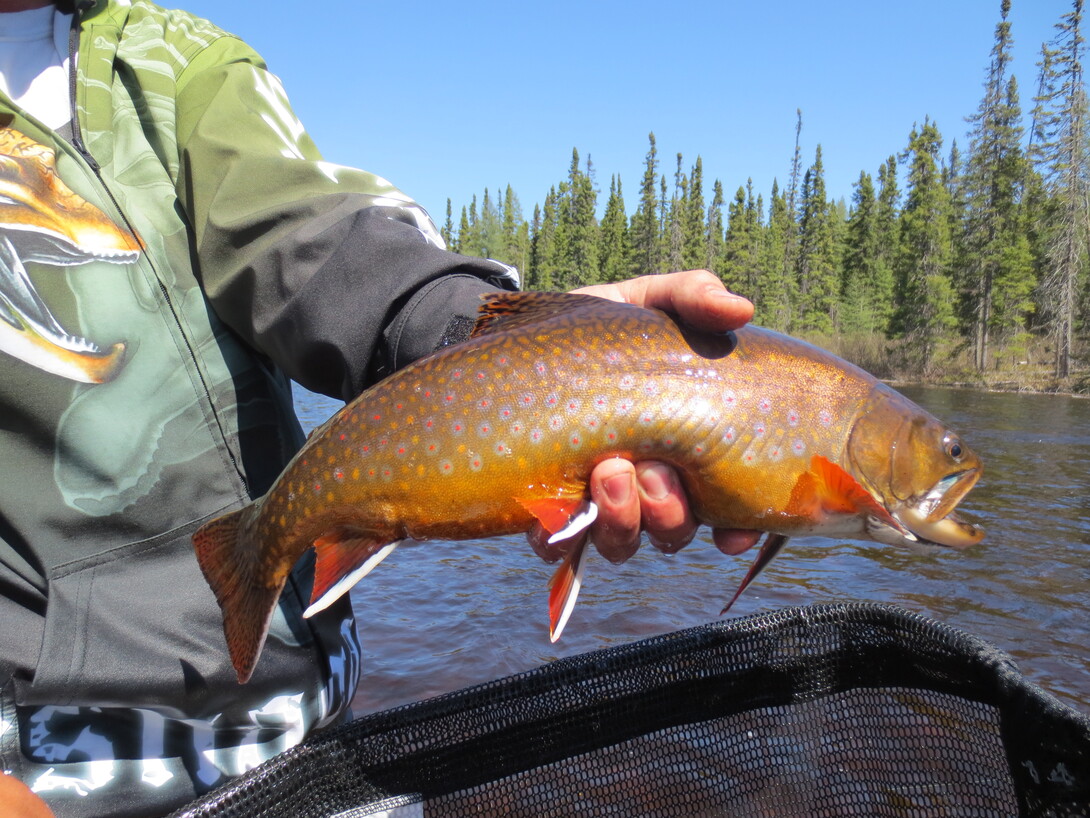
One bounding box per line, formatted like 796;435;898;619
292;382;1090;716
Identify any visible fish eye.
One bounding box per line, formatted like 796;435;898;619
943;433;963;461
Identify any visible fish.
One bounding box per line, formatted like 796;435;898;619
193;291;984;683
0;127;137;383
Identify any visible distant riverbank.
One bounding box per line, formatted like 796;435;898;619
802;330;1089;397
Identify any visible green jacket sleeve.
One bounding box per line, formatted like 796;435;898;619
173;38;517;401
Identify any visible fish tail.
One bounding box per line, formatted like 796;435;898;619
193;507;283;684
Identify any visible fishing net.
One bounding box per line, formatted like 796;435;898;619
169;603;1090;817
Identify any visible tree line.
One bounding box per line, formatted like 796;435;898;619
441;0;1088;383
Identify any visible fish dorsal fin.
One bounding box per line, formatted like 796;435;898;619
472;291;648;338
792;455;904;532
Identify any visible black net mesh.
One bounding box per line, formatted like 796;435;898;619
170;603;1090;817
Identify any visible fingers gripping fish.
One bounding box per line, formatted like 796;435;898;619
193;292;984;683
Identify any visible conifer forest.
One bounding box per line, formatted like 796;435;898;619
440;1;1090;392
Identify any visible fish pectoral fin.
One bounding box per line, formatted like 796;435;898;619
792;455;905;533
516;495;597;541
547;538;589;643
307;527;401;618
721;533;789;615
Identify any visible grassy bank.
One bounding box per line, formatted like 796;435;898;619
799;331;1090;397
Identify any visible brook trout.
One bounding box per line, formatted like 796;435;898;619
194;292;983;683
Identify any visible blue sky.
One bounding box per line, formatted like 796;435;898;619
182;1;1068;225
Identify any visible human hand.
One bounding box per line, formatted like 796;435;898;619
528;270;762;563
0;773;54;818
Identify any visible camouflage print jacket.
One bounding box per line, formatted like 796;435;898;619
0;2;516;815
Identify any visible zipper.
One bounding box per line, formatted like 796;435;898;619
64;2;252;500
67;0;97;170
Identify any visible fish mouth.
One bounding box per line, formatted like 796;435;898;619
892;469;984;550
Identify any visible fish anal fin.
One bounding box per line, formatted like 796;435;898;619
721;533;789;615
193;507;282;684
548;539;589;642
311;526;393;608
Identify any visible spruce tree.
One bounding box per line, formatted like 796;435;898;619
1030;0;1090;378
441;199;456;250
722;185;751;291
782;110;804;290
457;205;472;257
501;185;529;273
529;189;559;291
961;0;1033;371
705;179;726;274
760;179;796;331
560;149;600;287
796;146;838;333
874;156;901;333
630;133;661;276
599;175;630;282
841;171;882;334
895;120;958;372
684;157;707;270
665;153;688;272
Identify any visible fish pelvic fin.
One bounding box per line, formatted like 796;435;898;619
547;538;589;643
516;495;597;541
192;508;283;684
306;528;401;618
721;533;790;615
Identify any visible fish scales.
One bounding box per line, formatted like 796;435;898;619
272;307;851;541
194;291;983;682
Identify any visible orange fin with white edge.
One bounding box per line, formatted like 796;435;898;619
306;526;401;618
721;533;789;615
193;507;284;684
792;455;907;533
516;495;597;542
548;538;589;642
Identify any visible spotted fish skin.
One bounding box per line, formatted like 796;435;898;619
193;291;982;682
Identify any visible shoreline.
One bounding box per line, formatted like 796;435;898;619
883;378;1090;398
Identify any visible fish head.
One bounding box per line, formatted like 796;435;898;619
846;383;983;550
